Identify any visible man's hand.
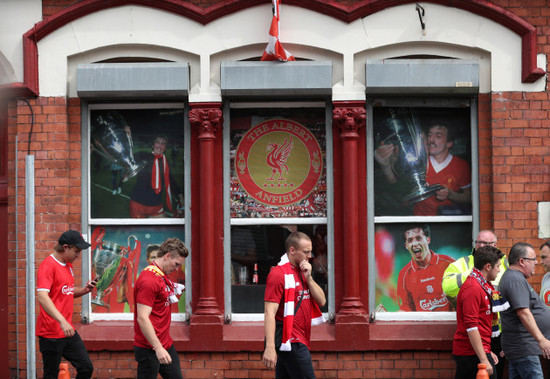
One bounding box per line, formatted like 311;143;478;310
85;278;98;293
435;186;450;201
490;351;499;367
262;346;277;370
481;356;493;376
60;319;75;337
299;259;312;280
155;346;172;365
374;144;397;168
539;338;550;359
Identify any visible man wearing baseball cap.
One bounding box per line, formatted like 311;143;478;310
36;230;97;379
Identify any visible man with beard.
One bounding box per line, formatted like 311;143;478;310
452;245;507;379
397;224;455;311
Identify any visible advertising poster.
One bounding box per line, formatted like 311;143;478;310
90;108;185;219
373;106;472;217
374;222;472;312
90;225;186;313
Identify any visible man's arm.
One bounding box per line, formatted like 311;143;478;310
299;259;326;307
36;291;74;337
74;278;98;299
442;257;470;298
262;301;279;370
516;307;550;359
136;303;172;364
374;144;398;184
436;186;471;204
467;328;495;376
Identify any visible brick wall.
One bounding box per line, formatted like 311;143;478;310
35;351;454;378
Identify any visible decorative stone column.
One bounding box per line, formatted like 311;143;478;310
332;102;367;317
189;103;223;319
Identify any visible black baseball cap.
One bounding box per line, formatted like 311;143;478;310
58;230;91;250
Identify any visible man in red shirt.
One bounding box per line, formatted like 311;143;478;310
262;231;325;378
452;245;506;378
133;238;188;379
375;122;471;216
36;230;97;379
397;224;455;311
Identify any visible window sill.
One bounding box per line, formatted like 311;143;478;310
77;319;455;352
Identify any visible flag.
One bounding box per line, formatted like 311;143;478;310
261;0;295;61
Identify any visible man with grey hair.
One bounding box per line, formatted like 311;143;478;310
499;242;550;379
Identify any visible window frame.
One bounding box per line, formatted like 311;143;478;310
366;96;480;321
81;101;191;322
223;100;335;322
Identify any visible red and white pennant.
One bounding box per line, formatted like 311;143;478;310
261;0;295;61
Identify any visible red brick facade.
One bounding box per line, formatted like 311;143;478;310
3;0;550;378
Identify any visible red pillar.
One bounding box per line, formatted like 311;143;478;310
333;102;367;318
189;103;223;320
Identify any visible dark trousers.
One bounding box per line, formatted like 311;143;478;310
39;332;93;379
454;353;496;379
275;342;316;379
491;335;507;379
134;344;183;379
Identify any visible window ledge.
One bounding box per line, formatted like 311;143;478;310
77;319;455;352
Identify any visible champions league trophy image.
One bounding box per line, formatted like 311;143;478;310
380;109;443;204
91;240;124;308
91;111;146;183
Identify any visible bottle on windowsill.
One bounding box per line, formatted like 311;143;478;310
252;263;259;284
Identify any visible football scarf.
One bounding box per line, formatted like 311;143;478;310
143;262;183;304
470;267;510;337
278;254;324;351
151;153;173;211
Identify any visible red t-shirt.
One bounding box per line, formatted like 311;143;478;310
264;264;313;349
414;155;471;216
36;254;75;338
397;252;454;311
453;275;493;356
133;268;173;349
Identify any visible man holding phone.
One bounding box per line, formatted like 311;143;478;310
36;230;97;379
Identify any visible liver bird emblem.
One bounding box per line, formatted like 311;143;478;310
266;136;293;181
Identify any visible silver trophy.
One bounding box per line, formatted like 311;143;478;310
91;241;124;308
91;111;146;182
381;110;442;204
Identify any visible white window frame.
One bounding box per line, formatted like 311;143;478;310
223;101;335;322
81;102;191;322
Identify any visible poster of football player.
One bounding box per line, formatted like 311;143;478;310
373;105;472;217
90;225;186;314
89;107;185;219
374;222;471;312
230;107;327;219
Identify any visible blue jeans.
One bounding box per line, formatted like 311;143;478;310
134;344;183;379
508;355;544;379
275;342;316;379
39;332;93;379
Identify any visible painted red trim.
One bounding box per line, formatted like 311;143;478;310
77;320;455;351
291;0;544;82
19;0;542;97
0;83;36;98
